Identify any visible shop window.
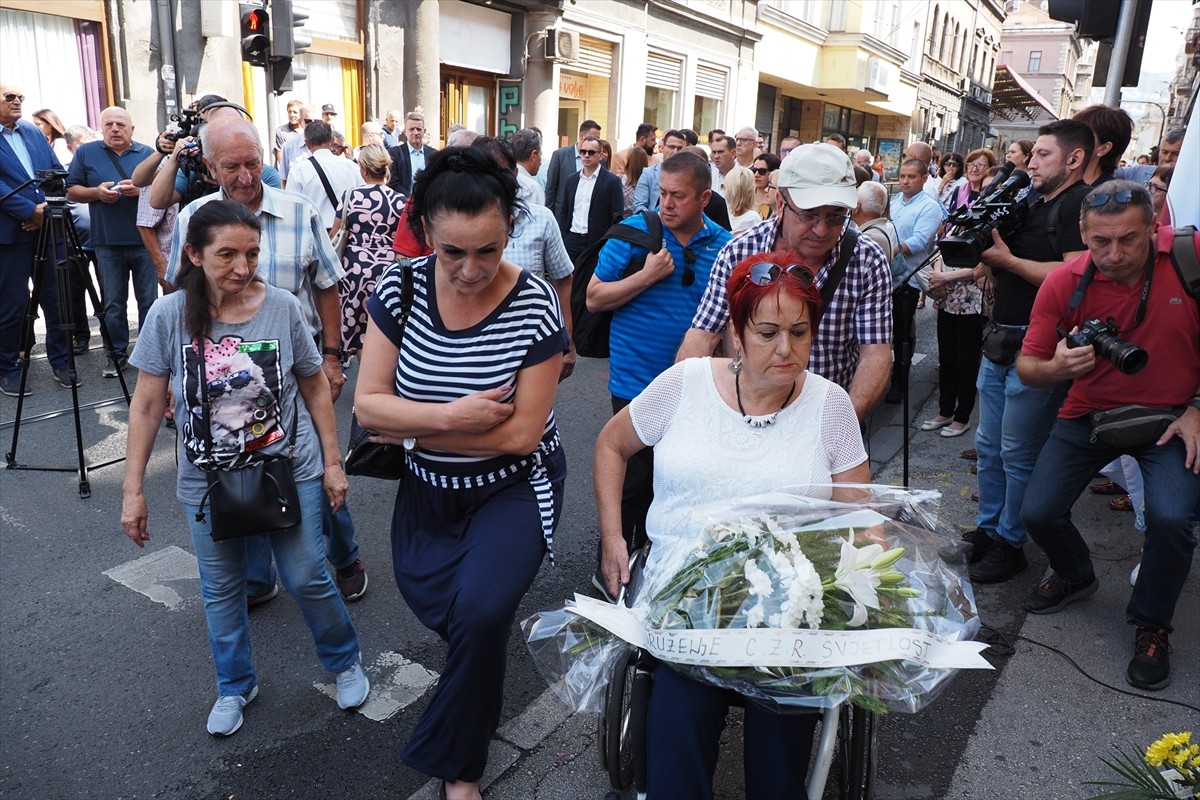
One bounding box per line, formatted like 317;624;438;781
644;88;676;132
693;96;721;142
442;69;495;139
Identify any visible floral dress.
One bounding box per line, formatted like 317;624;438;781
337;184;405;352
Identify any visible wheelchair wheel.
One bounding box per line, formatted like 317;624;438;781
597;649;636;790
836;704;878;800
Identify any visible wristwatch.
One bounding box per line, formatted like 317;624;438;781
402;437;417;452
1189;398;1200;412
321;346;346;361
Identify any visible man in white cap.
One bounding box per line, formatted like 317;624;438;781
676;142;893;418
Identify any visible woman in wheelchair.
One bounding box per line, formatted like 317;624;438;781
593;251;871;799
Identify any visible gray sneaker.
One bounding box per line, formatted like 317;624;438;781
206;685;259;736
335;659;370;710
102;352;127;379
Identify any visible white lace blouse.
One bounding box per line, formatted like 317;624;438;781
629;357;868;580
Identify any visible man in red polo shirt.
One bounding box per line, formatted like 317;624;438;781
1017;180;1200;693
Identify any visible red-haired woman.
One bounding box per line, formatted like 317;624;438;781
593;251;871;799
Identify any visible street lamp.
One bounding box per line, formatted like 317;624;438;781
1121;99;1168;147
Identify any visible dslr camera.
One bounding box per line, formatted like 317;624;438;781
1064;318;1147;375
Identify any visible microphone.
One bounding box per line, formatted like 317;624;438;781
977;160;1017;200
982;169;1031;202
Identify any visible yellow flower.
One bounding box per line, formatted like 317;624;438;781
1146;738;1173;767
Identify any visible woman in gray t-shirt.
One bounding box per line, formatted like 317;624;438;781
119;201;368;737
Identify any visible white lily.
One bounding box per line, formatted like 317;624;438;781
829;535;885;627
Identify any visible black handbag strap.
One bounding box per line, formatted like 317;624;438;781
309;155;340;210
194;335;298;466
820;228;860;309
101;146;130;181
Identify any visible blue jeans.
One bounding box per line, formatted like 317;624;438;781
94;244;157;355
244;500;359;596
1022;417;1200;633
185;477;361;696
0;239;72;375
974;356;1067;547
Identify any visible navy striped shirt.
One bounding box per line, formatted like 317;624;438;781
366;257;568;472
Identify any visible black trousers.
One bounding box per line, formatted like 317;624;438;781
611;394;653;553
890;285;920;388
936;309;985;424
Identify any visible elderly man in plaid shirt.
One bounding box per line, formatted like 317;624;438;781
676;143;893;418
166;119;370;606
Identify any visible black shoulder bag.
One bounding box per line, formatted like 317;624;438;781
819;227;861;309
193;338;302;541
344;262;414;479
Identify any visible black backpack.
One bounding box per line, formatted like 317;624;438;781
570;210;664;359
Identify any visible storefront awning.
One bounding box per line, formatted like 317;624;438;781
991;65;1059;123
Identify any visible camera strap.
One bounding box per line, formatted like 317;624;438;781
308;155;341;212
101;146;131;182
1060;254;1153;337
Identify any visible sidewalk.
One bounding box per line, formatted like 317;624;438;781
416;386;1199;800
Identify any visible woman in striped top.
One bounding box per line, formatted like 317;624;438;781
355;148;568;800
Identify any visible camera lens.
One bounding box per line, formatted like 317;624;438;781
1092;331;1148;375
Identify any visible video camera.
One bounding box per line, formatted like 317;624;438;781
1064;318;1147;375
35;168;69;199
937;162;1032;268
165;108;205;176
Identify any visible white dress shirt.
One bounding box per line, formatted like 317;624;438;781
570;170;599;234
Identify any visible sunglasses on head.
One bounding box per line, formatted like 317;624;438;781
751;167;770;176
3;93;24;103
1086;188;1148;208
746;262;815;287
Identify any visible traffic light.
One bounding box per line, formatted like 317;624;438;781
239;3;270;67
269;0;311;94
1046;0;1154;88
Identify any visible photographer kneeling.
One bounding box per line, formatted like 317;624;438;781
1017;181;1200;691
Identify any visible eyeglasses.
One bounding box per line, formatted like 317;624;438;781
1145;182;1168;195
966;162;988;171
944;161;962;168
580;148;600;156
747;262;816;287
301;118;316;124
780;147;795;156
1086;188;1148;207
781;193;849;229
2;93;24;103
682;247;697;287
750;167;770;176
735;137;754;145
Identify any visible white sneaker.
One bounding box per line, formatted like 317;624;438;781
335;660;370;710
207;685;258;736
1130;562;1141;586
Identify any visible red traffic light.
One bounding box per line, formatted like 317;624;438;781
246;9;265;31
240;4;270;66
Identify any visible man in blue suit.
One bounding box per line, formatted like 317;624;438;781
631;129;687;213
555;136;624;264
545;119;601;220
0;84;74;396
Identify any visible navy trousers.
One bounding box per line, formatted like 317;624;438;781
392;455;565;782
646;664;817;800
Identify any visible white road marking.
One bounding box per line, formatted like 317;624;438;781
313;650;439;722
103;545;200;611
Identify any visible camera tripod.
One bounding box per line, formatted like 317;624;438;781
4;193;132;498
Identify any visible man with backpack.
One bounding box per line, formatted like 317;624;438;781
1017;181;1200;693
584;151;732;596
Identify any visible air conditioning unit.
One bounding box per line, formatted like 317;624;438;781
960;76;971;92
545;27;580;62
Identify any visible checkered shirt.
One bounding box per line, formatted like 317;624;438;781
690;217;893;388
504;203;573;281
166;185;345;339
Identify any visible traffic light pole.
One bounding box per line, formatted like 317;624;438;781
1103;0;1139;106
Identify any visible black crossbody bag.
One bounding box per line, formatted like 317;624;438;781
192;338;302;541
344;261;414;480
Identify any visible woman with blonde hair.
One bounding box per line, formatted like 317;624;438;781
723;165;760;234
330;142;406;359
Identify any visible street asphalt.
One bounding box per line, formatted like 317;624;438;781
1;301;1196;800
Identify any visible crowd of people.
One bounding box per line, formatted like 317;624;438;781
2;78;1196;800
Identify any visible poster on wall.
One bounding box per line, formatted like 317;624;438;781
877;139;904;181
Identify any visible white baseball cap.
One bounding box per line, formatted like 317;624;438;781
777;143;858;209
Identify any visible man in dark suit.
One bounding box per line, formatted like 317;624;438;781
555;135;623;264
545;119;601;219
0;83;74;396
386;111;438;195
